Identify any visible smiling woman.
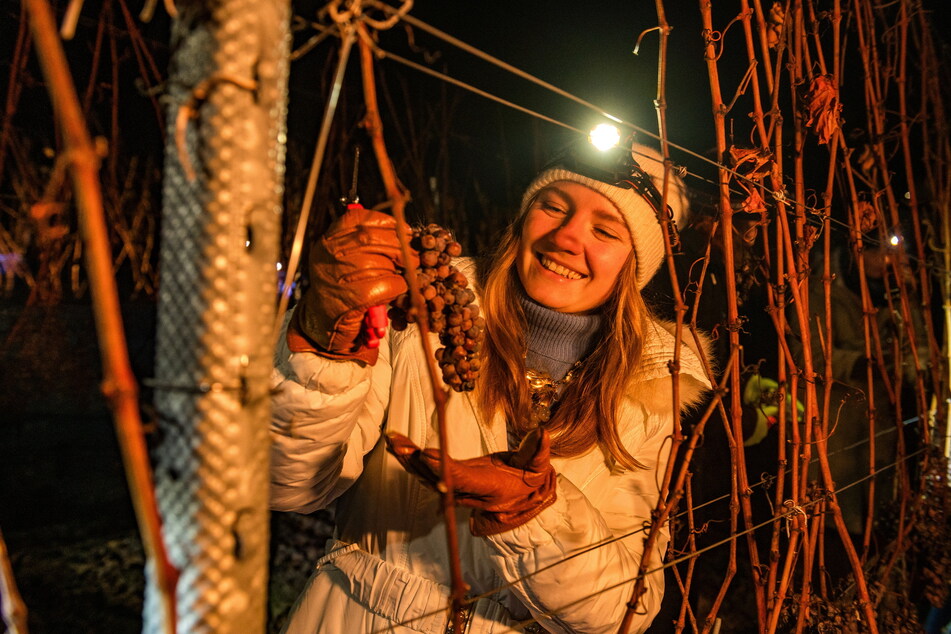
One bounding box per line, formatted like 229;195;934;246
269;141;711;633
517;182;634;313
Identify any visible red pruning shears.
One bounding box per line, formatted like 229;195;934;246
364;305;388;349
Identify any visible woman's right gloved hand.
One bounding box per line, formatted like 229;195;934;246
288;206;416;366
385;427;558;536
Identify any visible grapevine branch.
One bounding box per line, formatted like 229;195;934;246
355;19;469;634
21;0;177;630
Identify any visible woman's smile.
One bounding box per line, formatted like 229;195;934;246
536;253;586;280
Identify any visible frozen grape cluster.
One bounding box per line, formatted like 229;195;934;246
388;224;485;392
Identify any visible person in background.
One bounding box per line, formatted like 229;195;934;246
788;238;929;537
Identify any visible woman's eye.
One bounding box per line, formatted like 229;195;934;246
595;227;620;240
540;201;566;214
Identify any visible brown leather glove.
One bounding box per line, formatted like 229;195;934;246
289;205;416;365
385;427;558;536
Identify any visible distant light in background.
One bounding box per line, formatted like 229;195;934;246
889;235;900;246
0;252;22;272
276;262;283;271
589;124;621;151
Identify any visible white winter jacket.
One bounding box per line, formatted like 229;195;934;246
270;261;712;634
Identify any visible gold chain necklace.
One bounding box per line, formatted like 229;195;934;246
525;362;582;426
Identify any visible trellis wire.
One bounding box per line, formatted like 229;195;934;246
1;1;946;632
368;444;927;634
325;10;951;281
285;2;950;631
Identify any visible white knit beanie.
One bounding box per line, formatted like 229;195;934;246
519;144;688;289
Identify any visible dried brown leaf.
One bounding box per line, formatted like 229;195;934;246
768;1;785;48
30;201;69;244
856;200;877;233
804;75;842;144
729;146;772;182
737;187;768;215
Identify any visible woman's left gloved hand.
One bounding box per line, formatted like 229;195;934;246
288;205;414;365
385;427;557;536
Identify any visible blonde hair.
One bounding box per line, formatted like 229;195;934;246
475;203;650;471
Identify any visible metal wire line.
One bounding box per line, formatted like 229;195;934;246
362;4;847;207
293;15;895;285
305;4;758;193
281;9;943;629
368;44;583;135
505;446;930;631
289;8;949;281
367;37;786;208
366;0;624;124
373;445;928;633
485;416;922;595
351;3;950;275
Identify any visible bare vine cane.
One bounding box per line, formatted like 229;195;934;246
867;241;917;595
649;0;686;506
760;8;822;628
802;5;831;623
915;3;951;452
671;476;700;632
737;0;772;153
139;0;179;22
675;213;741;634
736;0;793;614
668;240;710;629
21;0;177;630
355;21;469;633
852;0;932;438
779;7;878;633
770;104;881;633
696;1;767;627
624;18;733;625
773;150;882;631
665;202;747;633
802;495;825;619
808;0;887;568
897;0;945;437
114;0;167;133
0;2;31;187
619;4;684;630
829;10;933;605
836;114;915;606
0;526;27;634
618;351;736;634
696;250;745;634
765;502;806;634
768;4;842;626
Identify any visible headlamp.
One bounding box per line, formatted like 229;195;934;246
543;138;669;218
589;124;622;151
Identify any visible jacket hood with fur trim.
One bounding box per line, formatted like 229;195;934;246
629;318;714;415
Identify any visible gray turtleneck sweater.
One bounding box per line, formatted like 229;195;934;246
519;292;603;381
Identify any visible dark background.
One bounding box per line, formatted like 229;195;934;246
2;1;949;632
